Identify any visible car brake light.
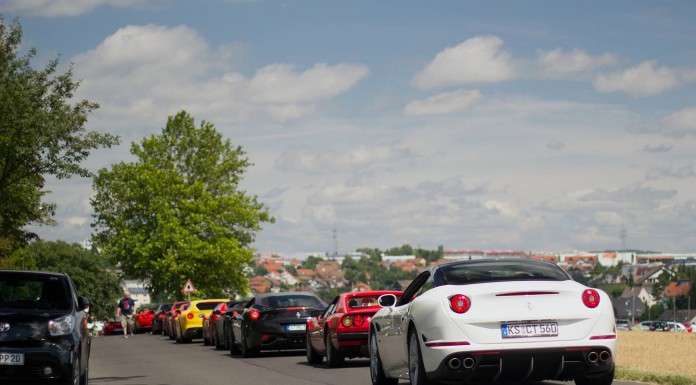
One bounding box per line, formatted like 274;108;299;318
582;289;600;308
353;315;364;327
186;313;194;320
232;311;238;316
342;316;353;327
249;309;260;321
449;294;471;313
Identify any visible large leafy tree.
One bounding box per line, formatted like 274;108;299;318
0;16;119;254
91;111;274;299
2;240;122;319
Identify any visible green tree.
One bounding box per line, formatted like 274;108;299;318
0;17;119;255
91;111;273;299
8;240;121;319
302;255;323;270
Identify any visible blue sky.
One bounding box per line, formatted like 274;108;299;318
3;0;696;254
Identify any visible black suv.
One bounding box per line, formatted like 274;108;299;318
0;270;90;384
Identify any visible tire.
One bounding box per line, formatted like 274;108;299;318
175;326;182;343
229;330;239;355
408;328;428;385
241;332;259;358
325;330;344;367
369;329;397;385
575;369;615;385
63;356;79;385
79;363;89;385
306;331;322;364
214;329;222;350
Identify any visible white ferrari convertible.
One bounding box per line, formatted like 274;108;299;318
369;259;615;385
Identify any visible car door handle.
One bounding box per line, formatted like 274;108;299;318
401;315;407;322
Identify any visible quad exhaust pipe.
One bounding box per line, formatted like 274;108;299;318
586;350;611;364
447;356;476;370
587;351;599;363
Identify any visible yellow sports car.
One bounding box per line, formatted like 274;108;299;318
175;299;228;343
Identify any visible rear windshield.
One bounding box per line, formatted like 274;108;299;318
196;302;223;311
435;260;569;286
258;294;325;309
0;273;71;310
347;295;400;309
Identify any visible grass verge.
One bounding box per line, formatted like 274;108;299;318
616;366;696;385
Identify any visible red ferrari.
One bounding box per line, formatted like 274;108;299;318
306;290;402;367
203;301;229;347
103;318;124;336
134;308;155;333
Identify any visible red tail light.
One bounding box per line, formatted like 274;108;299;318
249;309;260;321
353;315;365;327
582;289;600;308
158;314;164;319
232;311;238;316
186;312;194;320
449;294;471;313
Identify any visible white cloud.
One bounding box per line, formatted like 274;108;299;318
411;35;515;89
0;0;143;17
538;48;618;77
646;165;696;180
594;60;680;97
71;25;368;130
659;106;696;137
247;63;369;104
275;143;420;173
483;200;520;218
403;89;482;116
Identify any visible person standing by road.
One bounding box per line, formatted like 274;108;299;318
117;291;136;338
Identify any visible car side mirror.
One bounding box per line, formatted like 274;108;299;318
377;294;397;307
78;296;89;311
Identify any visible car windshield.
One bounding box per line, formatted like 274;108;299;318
435;260;569;286
259;295;325;309
0;273;70;310
347;295;400;309
196;302;223;311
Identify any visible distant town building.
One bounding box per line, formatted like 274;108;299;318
121;279;151;307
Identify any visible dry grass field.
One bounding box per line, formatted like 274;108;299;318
616;330;696;377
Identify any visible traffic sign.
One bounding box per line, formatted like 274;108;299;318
182;279;196;293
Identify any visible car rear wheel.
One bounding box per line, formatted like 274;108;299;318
325;331;344;367
306;331;322;364
408;328;428;385
214;330;223;350
575;369;615;385
241;333;259;358
369;329;397;385
79;363;89;385
229;330;239;355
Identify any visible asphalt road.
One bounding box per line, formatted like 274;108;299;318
89;333;639;385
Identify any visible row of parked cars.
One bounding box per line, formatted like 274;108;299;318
146;290;400;362
133;259;618;385
617;319;694;332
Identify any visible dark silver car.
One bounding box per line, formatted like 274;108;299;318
0;270;90;384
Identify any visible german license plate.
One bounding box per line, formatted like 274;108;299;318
0;353;24;365
501;322;558;338
286;324;306;331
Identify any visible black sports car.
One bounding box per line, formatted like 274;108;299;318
0;270;91;384
151;303;173;335
230;292;326;357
